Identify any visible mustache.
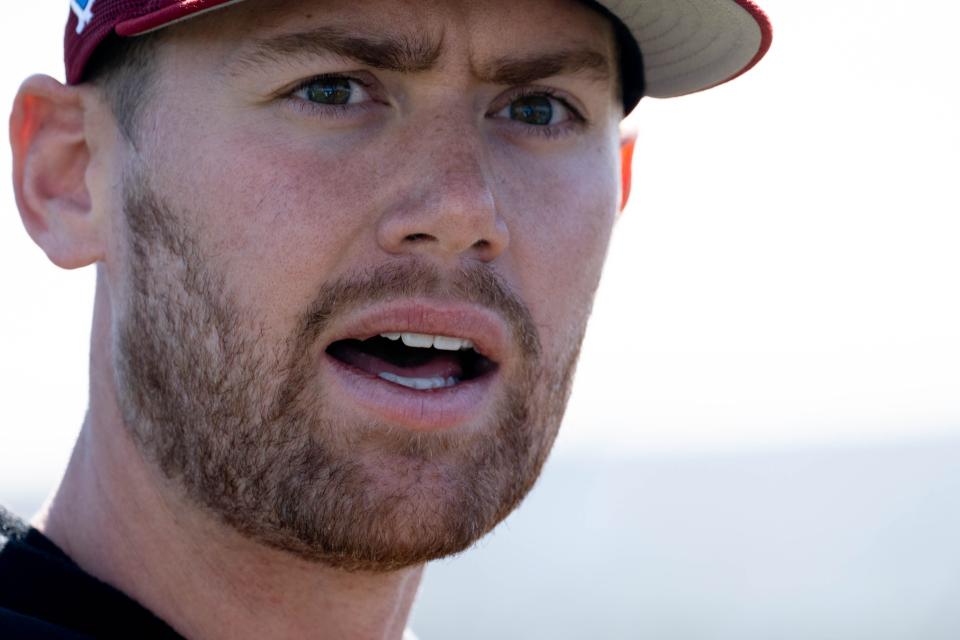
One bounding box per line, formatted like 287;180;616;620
296;261;541;359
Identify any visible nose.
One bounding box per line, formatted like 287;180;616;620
376;137;509;264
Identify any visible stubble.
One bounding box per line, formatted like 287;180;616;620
113;169;582;571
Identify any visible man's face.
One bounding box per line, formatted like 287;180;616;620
104;0;624;570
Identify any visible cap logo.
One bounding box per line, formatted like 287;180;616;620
70;0;96;34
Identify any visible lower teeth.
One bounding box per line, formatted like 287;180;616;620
378;372;459;390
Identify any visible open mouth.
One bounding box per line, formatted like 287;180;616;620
326;332;498;391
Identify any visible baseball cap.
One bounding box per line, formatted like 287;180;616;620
64;0;771;107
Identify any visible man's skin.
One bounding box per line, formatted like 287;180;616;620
10;0;635;638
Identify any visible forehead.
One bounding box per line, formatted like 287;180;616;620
170;0;617;74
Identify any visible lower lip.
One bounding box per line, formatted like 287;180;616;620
322;354;498;432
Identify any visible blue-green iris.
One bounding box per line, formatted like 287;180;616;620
305;78;353;105
510;95;553;126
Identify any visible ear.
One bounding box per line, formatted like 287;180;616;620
618;132;636;213
10;74;104;269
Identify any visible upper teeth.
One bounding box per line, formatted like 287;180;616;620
380;332;475;351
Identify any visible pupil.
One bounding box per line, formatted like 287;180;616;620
510;96;553;126
306;78;352;105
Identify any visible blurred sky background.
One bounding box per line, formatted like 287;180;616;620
1;1;959;638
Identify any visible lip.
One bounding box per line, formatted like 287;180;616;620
324;299;510;364
319;299;512;432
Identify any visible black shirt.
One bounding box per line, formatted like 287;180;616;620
0;506;181;639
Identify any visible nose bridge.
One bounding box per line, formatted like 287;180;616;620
431;127;494;217
376;113;508;262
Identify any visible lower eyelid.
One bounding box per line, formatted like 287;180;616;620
493;118;586;142
285;98;377;119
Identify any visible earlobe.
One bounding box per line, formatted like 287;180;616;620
10;74;103;269
619;134;636;213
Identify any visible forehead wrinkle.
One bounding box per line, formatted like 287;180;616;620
472;48;612;86
230;25;445;74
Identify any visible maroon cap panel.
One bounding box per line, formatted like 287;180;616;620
64;0;239;84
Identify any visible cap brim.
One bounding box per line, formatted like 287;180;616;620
116;0;771;100
116;0;246;36
600;0;771;98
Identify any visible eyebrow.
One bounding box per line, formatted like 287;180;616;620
232;26;611;85
474;49;611;86
233;26;444;74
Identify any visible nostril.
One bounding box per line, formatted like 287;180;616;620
404;233;435;243
472;239;490;250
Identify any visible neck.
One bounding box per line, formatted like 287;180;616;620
36;284;423;640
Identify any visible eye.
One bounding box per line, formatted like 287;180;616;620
293;75;371;106
493;93;578;127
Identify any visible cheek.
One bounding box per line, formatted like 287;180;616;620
153;128;384;330
495;144;619;359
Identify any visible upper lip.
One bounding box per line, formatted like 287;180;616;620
323;299;511;365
